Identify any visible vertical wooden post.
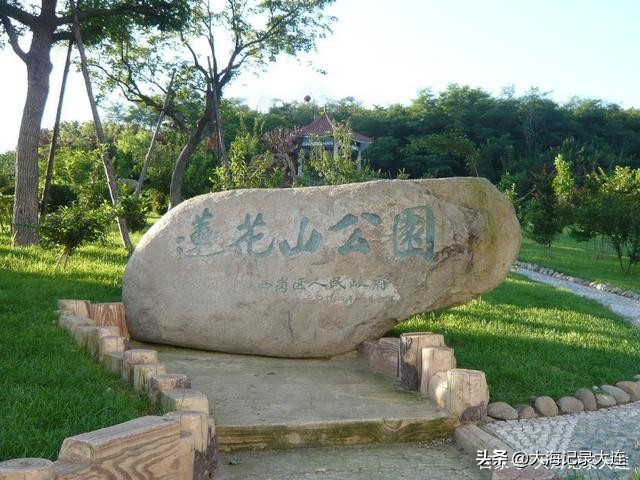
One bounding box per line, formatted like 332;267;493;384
399;332;444;390
446;369;489;421
419;346;456;395
40;40;73;216
135;70;176;197
68;0;133;253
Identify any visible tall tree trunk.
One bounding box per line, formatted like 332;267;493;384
70;0;133;253
12;26;55;246
135;70;175;197
168;115;210;209
41;39;73;216
211;85;227;167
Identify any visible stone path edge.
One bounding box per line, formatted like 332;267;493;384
0;299;218;480
514;260;640;301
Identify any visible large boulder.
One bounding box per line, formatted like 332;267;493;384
123;178;520;357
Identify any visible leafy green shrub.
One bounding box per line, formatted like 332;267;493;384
0;193;13;233
116;194;150;233
146;188;168;214
572;166;640;272
211;124;285;190
40;203;114;268
525;169;564;256
45;183;78;213
296;121;380;187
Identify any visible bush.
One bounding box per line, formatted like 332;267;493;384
40;203;114;268
525;169;564;256
211;125;285;191
146;188;168;214
0;193;13;233
572;167;640;273
116;194;150;233
296;120;381;187
45;183;78;213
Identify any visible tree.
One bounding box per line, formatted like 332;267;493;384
551;153;576;226
526;169;564;256
573;167;640;272
0;0;190;246
96;0;335;208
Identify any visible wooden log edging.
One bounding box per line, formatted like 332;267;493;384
359;331;640;426
0;300;219;479
358;332;489;422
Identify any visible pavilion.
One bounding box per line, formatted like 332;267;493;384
290;113;373;174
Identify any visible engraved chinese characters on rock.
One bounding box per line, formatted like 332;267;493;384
393;206;435;260
176;207;434;259
257;275;400;305
328;212;382;255
279;217;322;257
175;208;223;257
231;213;274;257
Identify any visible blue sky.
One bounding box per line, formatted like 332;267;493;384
1;0;639;152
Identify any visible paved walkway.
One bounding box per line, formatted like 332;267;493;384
484;402;640;479
216;441;484;480
515;267;640;325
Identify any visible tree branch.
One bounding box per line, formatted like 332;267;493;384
0;14;27;61
92;57;188;132
52;30;75;43
218;5;299;87
56;3;167;26
182;35;209;79
0;3;37;27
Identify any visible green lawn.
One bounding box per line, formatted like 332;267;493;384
0;230;151;461
395;273;640;405
519;234;639;292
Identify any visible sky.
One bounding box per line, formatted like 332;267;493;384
1;0;639;152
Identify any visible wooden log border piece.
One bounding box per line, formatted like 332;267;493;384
358;332;492;423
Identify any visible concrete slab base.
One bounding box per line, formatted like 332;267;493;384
137;343;458;451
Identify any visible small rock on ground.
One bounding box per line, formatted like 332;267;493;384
575;388;597;411
534;396;558;417
601;385;631;404
515;405;537;419
487;402;518;420
557;396;584;414
595;393;616;408
616;381;640;401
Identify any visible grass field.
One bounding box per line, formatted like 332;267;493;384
395;273;640;404
0;230;151;460
519;233;639;292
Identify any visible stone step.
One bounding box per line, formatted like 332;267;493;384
218;415;457;451
138;342;458;451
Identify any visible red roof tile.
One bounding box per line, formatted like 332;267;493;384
293;113;372;143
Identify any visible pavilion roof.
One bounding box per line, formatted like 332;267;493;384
294;113;372;144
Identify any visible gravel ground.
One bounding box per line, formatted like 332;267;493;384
484;402;640;479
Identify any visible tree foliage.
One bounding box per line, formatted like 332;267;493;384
0;0;192;246
572;167;640;273
94;0;336;207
